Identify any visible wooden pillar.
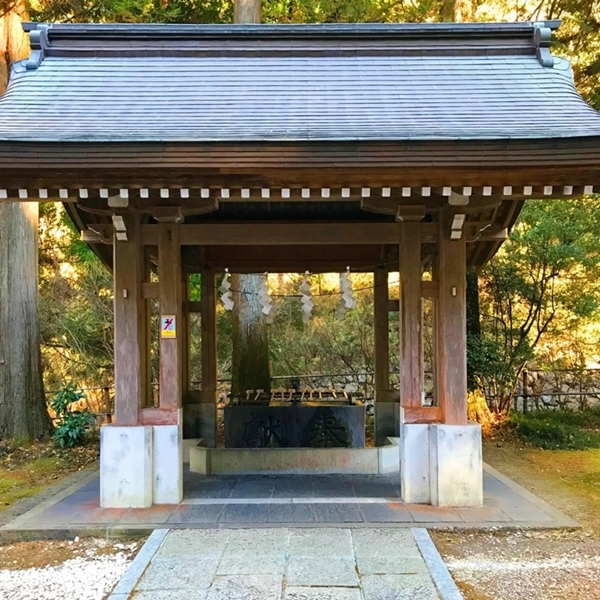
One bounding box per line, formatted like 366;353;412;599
374;267;391;398
398;213;424;409
437;216;468;425
181;265;190;400
201;269;218;403
158;223;183;410
113;213;146;425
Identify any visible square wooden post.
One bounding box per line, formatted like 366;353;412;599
158;223;183;410
199;268;218;446
113;213;146;425
398;212;424;411
374;266;397;444
437;218;468;425
201;269;218;403
181;264;190;400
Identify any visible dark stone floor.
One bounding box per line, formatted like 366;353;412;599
2;465;579;531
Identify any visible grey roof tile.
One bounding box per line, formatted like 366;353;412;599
1;23;600;143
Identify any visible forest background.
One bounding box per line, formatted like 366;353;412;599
3;0;600;429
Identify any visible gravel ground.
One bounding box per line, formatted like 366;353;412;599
0;538;140;600
434;529;600;600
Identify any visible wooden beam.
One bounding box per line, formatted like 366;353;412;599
399;220;423;409
421;280;439;297
374;267;391;401
142;282;159;299
140;223;440;246
113;213;146;425
437;215;468;425
402;406;443;424
140;407;180;426
158;223;183;410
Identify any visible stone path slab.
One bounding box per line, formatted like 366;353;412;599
114;528;451;600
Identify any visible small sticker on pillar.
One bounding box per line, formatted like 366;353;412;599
161;315;176;338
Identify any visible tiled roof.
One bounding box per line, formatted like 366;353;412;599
1;22;600;143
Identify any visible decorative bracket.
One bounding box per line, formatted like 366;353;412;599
533;23;554;68
396;204;426;222
25;25;49;70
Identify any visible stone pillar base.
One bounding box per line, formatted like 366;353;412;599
374;400;400;447
100;425;153;508
153;424;183;504
100;422;184;507
400;419;483;507
183;402;216;447
429;423;483;507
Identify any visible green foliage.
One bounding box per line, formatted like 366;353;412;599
477;198;600;412
50;382;94;448
509;409;600;450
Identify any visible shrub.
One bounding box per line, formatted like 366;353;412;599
51;383;94;448
509;409;600;450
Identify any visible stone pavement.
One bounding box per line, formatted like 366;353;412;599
1;464;578;532
110;528;457;600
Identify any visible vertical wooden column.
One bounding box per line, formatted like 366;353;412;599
180;265;190;401
113;213;146;425
200;269;218;404
437;217;468;425
374;267;390;398
158;223;183;410
398;213;424;409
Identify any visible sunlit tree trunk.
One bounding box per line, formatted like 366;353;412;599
230;0;271;400
231;274;271;398
440;0;473;22
0;3;51;441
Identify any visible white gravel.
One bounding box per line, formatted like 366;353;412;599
0;544;135;600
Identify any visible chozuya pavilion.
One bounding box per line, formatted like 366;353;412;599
1;20;600;509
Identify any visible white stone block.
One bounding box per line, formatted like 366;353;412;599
400;424;431;504
182;438;204;464
378;437;401;473
153;424;183;504
429;423;483;507
190;445;209;475
100;425;152;508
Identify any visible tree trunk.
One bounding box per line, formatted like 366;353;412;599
0;202;51;441
234;0;261;24
230;273;271;399
0;4;51;441
440;0;473;22
229;0;271;400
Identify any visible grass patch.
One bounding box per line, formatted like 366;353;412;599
0;439;98;511
508;408;600;450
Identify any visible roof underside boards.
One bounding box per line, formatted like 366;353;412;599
1;22;600;143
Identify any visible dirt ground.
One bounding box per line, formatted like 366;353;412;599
0;439;98;511
0;537;138;571
433;438;600;600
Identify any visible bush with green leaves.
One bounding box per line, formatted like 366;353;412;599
50;383;94;448
509;409;600;450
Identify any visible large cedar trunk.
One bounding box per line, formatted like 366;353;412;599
0;4;51;441
0;202;51;441
230;274;271;398
229;0;271;398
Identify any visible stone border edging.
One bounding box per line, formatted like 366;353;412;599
413;528;464;600
483;462;579;528
0;469;99;531
108;528;169;599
